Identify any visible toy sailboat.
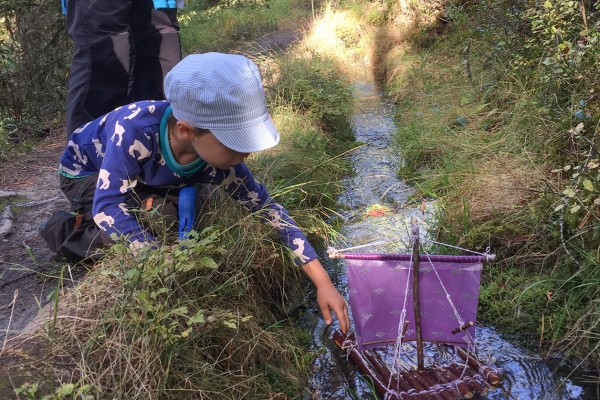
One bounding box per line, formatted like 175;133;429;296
328;222;503;400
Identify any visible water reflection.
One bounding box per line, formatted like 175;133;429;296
305;78;593;399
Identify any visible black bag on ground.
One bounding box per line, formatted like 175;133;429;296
40;210;112;263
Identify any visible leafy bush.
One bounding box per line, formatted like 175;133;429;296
0;0;71;136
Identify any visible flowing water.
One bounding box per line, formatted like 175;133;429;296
303;75;598;399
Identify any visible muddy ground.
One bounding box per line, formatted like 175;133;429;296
0;133;73;339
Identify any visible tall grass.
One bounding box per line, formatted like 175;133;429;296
38;223;308;398
179;0;309;54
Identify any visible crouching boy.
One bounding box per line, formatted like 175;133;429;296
44;52;349;333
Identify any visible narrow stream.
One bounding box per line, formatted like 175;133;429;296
303;75;596;399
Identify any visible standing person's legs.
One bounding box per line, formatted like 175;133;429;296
130;0;182;101
65;0;135;136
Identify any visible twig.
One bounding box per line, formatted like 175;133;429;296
559;199;583;269
1;290;19;357
580;0;588;35
501;186;560;196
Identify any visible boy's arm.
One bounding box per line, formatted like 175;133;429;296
302;258;350;334
212;164;349;333
213;164;320;265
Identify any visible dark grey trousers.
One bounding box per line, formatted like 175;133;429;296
57;174;179;261
65;0;182;135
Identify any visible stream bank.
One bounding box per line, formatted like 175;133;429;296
304;71;595;399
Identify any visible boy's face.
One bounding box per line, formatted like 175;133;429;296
191;130;250;169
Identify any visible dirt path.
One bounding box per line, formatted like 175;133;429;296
0;133;73;340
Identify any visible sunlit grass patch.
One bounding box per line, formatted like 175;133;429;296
294;1;381;76
179;0;307;54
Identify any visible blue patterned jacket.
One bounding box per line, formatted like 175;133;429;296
59;100;318;265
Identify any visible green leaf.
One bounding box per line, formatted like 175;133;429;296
583;179;594;191
181;328;192;338
570;205;581;214
57;383;75;396
188;310;205;325
171;306;189;316
470;103;488;114
199;257;218;269
126;269;138;279
150;288;169;298
562;188;576;197
554;204;565;212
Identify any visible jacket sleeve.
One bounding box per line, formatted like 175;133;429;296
206;163;319;266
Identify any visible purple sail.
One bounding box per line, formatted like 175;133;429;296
345;253;484;351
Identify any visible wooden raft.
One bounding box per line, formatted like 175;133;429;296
333;331;502;400
331;223;503;399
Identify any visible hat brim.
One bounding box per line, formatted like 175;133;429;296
209;114;280;153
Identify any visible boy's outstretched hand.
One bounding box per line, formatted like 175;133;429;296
301;259;350;334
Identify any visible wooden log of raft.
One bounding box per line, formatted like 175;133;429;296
363;350;415;400
448;364;486;393
427;368;465;399
411;370;449;400
439;368;474;399
454;346;502;386
332;331;401;400
419;370;462;400
399;371;437;400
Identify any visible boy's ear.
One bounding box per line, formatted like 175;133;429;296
176;121;197;140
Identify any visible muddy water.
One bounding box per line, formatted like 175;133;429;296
303;78;596;399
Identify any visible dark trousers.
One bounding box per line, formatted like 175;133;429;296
55;174;113;261
65;0;182;135
55;174;180;261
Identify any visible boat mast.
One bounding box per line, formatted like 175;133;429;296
411;221;424;371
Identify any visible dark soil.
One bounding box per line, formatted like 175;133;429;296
0;133;72;339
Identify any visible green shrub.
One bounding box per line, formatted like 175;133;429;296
0;0;70;134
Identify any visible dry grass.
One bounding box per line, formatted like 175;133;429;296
5;200;308;398
294;2;378;78
453;155;547;221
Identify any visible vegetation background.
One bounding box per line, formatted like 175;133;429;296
0;0;599;398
